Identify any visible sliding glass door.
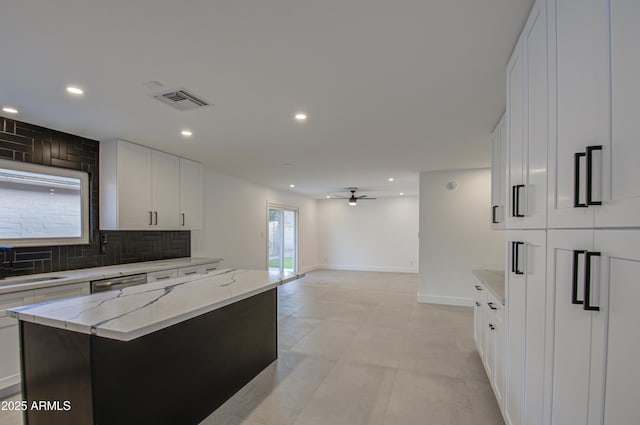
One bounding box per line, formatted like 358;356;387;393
268;206;297;273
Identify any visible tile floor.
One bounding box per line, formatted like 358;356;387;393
0;270;504;425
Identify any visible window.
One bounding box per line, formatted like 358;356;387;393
0;159;90;247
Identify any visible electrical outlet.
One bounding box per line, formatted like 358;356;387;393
100;233;109;254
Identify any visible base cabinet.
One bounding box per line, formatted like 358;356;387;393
0;283;89;397
547;230;640;425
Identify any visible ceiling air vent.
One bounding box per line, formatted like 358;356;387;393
153;89;210;111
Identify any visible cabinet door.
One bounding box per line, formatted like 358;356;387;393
147;268;178;282
595;0;640;227
547;230;594;425
483;308;495;380
505;230;546;425
0;290;34;393
179;158;203;229
522;0;548;229
117;141;153;229
593;230;640;425
494;318;506;410
506;40;525;230
491;115;507;229
32;282;90;304
548;0;608;228
473;285;485;357
151;150;180;229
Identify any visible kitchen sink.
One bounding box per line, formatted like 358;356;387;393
1;276;66;286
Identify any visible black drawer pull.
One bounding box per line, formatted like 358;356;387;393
574;152;587;208
489;324;495;331
512;241;524;275
475;285;482;291
586;145;602;206
487;302;497;310
584;251;601;311
475;302;481;307
492;205;499;224
572;250;586;305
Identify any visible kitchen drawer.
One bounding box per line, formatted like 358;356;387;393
147;268;178;282
32;282;90;304
178;262;220;277
0;290;34;328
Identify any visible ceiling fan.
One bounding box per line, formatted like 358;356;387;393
331;187;377;206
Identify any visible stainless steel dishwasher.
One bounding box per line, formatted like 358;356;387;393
90;273;148;293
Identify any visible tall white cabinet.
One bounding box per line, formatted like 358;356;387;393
489;0;640;424
491;115;507;229
505;0;549;230
100;139;203;230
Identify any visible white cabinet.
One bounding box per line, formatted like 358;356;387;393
177;262;219;277
100;139;202;230
0;290;33;397
547;230;640;425
505;0;549;230
594;0;640;228
151;150;181;228
179;158;203;230
146;268;179;282
505;230;546;425
32;281;90;303
0;282;89;397
491;114;507;229
472;278;506;412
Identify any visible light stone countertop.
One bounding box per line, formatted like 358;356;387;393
9;268;303;341
472;269;505;305
0;257;223;295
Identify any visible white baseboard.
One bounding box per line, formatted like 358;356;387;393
417;294;474;307
320;264;418;274
299;264;322;274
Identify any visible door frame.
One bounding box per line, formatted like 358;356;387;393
266;202;299;273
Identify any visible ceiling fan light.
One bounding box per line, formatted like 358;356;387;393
348;199;357;206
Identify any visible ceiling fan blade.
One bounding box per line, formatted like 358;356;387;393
357;197;377;200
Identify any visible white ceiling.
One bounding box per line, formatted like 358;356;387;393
0;0;533;199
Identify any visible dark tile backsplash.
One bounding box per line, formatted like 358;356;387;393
0;116;190;278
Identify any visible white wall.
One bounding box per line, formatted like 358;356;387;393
317;196;419;273
191;168;320;272
418;169;504;306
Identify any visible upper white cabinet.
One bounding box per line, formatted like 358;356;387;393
491;114;507;229
549;0;640;228
547;0;607;228
179;158;203;230
100;139;203;230
505;0;549;230
594;0;640;227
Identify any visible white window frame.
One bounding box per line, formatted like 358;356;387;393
0;158;90;247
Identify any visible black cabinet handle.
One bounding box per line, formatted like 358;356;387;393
181;213;186;226
574;152;587;208
474;285;482;291
492;205;499;224
475;301;481;307
154;211;158;225
586;145;602;206
512;185;525;217
584;251;601;311
572;250;586;305
148;211;153;225
489;324;495;330
512;241;524;275
487;302;497;310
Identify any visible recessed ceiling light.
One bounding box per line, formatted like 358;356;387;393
399;192;404;196
66;86;84;95
289;184;295;188
294;113;307;121
388;177;395;182
326;195;331;199
2;106;18;114
181;130;193;137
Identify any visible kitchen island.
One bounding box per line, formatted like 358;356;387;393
8;268;303;425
